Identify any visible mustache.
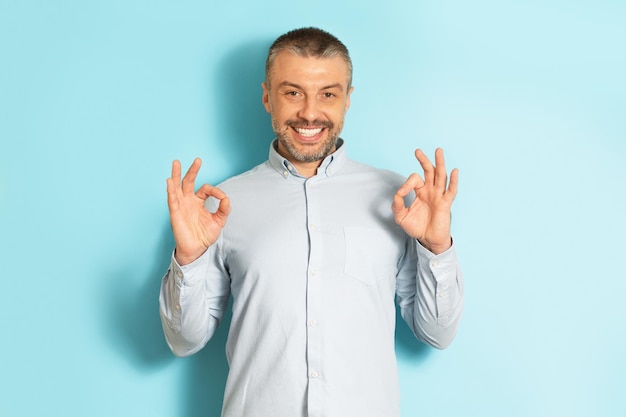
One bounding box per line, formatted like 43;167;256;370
285;119;334;129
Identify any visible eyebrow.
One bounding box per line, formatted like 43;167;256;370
278;81;345;91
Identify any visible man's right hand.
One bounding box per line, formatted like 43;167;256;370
166;158;231;265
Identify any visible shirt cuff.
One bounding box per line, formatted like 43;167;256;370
415;238;457;263
171;247;212;286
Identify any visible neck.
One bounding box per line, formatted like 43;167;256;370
276;142;336;179
280;153;324;179
294;161;321;178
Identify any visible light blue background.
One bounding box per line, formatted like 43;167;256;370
1;1;625;416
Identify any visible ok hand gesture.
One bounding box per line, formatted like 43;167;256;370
166;158;231;265
392;148;458;255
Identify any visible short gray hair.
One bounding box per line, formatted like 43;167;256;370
265;27;353;89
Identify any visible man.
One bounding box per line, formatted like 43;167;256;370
160;27;464;417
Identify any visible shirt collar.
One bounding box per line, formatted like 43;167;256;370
268;138;347;179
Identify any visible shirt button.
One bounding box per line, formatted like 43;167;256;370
175;304;181;310
176;271;183;279
431;261;440;268
283;170;289;177
310;224;317;231
311;270;318;276
310;320;318;327
310;371;319;378
438;292;446;298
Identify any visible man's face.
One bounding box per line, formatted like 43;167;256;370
262;52;353;166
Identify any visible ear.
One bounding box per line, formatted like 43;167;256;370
261;82;271;113
345;86;354;112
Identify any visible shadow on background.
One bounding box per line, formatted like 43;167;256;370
394;304;433;362
212;38;276;177
104;223;176;370
181;302;232;417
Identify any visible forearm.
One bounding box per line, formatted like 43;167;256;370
159;247;230;357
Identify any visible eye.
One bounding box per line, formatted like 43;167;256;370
286;91;300;97
323;92;335;98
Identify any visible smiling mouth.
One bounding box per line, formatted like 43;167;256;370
294;127;324;137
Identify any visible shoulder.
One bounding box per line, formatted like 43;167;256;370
204;162;274;211
217;161;275;193
342;158;406;188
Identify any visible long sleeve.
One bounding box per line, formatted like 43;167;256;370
159;241;231;357
396;238;464;349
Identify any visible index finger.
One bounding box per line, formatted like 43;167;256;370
396;172;425;197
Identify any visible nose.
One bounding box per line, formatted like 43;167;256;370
297;95;321;123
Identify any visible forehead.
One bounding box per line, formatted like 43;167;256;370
268;51;350;89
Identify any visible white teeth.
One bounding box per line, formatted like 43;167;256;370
295;127;323;137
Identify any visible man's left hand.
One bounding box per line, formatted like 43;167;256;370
392;148;458;255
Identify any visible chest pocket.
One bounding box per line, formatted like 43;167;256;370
343;226;402;286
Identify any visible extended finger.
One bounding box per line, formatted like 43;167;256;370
167;161;182;210
166;177;179;211
445;168;459;200
414;149;435;185
182;158;202;194
171;160;182;184
434;148;448;191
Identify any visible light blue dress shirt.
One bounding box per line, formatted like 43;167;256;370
160;139;464;417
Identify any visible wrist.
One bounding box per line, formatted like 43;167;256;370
174;247;207;266
418;237;452;255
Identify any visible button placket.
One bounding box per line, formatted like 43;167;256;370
304;179;324;415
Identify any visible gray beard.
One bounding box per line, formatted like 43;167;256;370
276;131;339;163
272;117;342;163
